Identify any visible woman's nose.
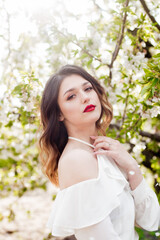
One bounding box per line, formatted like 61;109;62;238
80;91;90;103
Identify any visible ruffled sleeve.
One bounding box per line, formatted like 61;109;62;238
46;154;129;237
130;177;160;231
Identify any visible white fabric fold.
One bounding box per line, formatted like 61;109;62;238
46;154;129;237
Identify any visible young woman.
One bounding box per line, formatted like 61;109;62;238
39;65;160;240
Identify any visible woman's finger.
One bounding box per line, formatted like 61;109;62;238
93;149;113;156
93;139;107;147
91;137;110;147
90;136;117;146
90;136;105;143
93;142;110;152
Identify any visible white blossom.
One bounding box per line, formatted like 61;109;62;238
22;92;29;102
127;132;131;138
152;97;159;103
146;100;152;105
8;171;15;177
15;144;24;152
133;142;146;153
155;232;160;237
132;71;144;81
151;106;160;118
130;137;137;144
141;112;150;119
131;85;141;97
142;106;160;118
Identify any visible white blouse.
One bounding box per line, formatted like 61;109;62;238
46;147;160;239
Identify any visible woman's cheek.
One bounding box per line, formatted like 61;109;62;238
64;102;78;115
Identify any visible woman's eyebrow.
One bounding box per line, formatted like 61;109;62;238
63;81;89;96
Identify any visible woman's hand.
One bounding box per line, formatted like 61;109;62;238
90;135;143;190
90;135;138;173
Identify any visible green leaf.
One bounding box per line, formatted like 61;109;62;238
0;158;16;168
152;78;158;87
143;68;152;75
5;120;13;128
141;84;152;96
153;53;160;58
86;58;93;67
116;94;123;99
12;84;24;95
79;53;88;60
52;194;57;201
72;49;79;57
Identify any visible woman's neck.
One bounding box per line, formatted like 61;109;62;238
67;125;98;145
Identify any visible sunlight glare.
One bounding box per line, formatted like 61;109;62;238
5;0;57;14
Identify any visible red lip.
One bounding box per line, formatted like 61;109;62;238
83;104;95;112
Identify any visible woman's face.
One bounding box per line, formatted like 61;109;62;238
57;74;102;130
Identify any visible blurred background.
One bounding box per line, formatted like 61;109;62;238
0;0;160;239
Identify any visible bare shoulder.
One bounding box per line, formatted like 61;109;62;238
58;149;98;190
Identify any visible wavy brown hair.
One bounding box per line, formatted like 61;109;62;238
39;65;113;187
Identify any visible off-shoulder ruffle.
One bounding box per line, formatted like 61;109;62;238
46;154;130;237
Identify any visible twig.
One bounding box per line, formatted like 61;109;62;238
126;115;141;132
121;78;132;127
92;0;108;13
53;27;109;66
139;0;160;32
76;42;104;64
109;0;130;82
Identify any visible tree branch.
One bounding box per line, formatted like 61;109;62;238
109;0;130;82
139;0;160;32
109;123;160;142
139;130;160;142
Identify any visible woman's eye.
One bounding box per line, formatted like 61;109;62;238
85;86;93;91
67;94;75;100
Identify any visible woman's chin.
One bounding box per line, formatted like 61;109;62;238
83;114;100;126
85;111;101;121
